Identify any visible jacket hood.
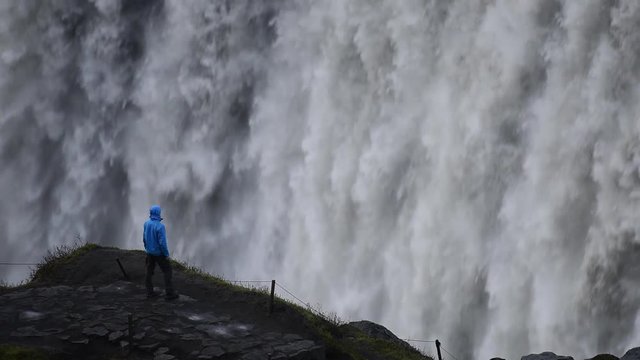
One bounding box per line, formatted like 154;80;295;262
149;205;163;221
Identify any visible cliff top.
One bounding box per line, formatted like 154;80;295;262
0;243;430;360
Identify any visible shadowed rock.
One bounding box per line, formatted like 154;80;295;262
0;246;428;360
521;352;574;360
621;348;640;360
19;311;46;321
587;354;619;360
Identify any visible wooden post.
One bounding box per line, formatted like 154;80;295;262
269;280;276;315
116;258;130;280
128;314;133;345
435;339;443;360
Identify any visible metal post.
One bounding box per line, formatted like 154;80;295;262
116;258;130;280
269;280;276;314
435;339;443;360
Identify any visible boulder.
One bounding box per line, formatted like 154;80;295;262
348;320;412;350
587;354;619;360
521;352;573;360
621;348;640;360
274;340;324;360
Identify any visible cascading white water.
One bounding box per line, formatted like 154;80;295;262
2;0;640;358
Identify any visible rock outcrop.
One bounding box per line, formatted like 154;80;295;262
587;354;620;360
1;281;324;359
521;352;573;360
621;348;640;360
0;245;429;360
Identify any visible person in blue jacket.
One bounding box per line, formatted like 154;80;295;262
143;205;178;300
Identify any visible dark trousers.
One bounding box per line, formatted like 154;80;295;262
145;254;175;295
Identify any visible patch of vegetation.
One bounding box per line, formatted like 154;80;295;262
348;336;429;360
0;277;31;295
268;296;428;360
0;344;51;360
171;260;228;286
170;259;430;360
29;241;100;283
170;260;269;294
297;305;362;359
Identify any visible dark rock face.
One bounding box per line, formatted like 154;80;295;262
621;348;640;360
349;320;408;347
0;280;325;359
521;352;574;360
587;354;619;360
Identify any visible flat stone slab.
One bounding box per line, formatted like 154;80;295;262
180;333;204;341
201;346;225;357
70;338;89;345
82;326;109;337
1;289;33;300
19;311;46;321
37;286;72;297
155;355;175;360
0;281;324;360
274;340;325;360
109;331;124;342
139;342;161;351
104;322;128;332
10;326;56;337
88;305;118;311
155;347;169;355
224;340;262;353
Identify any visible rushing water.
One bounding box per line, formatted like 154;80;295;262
2;1;640;358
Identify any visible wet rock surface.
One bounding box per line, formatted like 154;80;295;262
0;280;324;359
522;352;574;360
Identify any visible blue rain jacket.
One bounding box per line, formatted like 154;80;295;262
143;205;169;257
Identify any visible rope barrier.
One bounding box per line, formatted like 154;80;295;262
274;283;308;306
404;339;436;343
229;276;455;359
0;262;38;266
274;282;328;319
441;345;461;360
227;279;443;351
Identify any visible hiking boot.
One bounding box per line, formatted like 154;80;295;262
147;291;160;299
165;293;179;301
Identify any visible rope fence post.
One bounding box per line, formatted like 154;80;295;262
269;280;276;315
435;339;443;360
116;258;129;281
127;313;134;351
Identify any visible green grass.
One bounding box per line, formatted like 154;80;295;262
299;307;429;360
170;259;270;294
0;344;51;360
29;242;100;283
349;336;429;360
169;259;430;360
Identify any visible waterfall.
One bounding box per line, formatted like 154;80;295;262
2;0;640;358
